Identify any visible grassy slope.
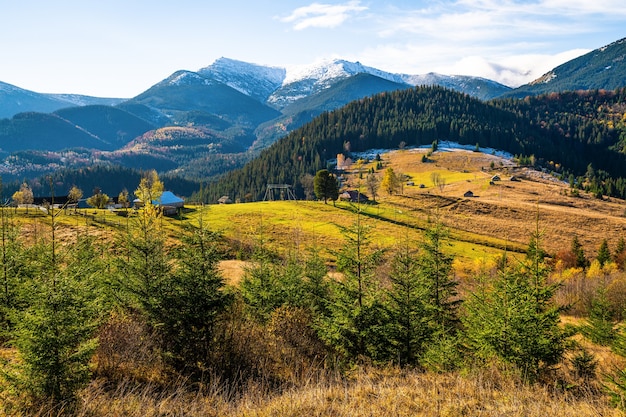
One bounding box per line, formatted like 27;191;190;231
195;146;626;272
5;147;626;415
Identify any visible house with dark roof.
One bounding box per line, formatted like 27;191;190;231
339;190;369;203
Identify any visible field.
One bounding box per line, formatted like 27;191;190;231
3;146;626;416
180;146;626;282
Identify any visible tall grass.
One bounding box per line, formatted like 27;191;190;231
20;364;621;417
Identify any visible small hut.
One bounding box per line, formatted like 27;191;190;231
464;190;475;198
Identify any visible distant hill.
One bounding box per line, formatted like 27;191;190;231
0;81;124;119
203;86;626;203
506;38;626;98
54;105;155;149
1;38;626;193
252;73;410;150
0;112;110;153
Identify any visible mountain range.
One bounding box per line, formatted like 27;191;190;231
0;37;624;196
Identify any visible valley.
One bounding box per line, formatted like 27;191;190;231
1;144;626;416
0;35;626;416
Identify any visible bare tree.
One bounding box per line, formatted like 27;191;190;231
431;172;446;194
301;174;315;200
366;172;380;201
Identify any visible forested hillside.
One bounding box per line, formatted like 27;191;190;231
202;86;626;203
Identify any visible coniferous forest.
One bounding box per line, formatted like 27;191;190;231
199;86;626;203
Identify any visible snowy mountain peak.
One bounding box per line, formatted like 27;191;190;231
160;70;213;87
198;57;286;101
283;58;404;86
202;57;286;85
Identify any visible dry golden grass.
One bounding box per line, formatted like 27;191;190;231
351;148;626;257
53;366;623;417
218;259;252;286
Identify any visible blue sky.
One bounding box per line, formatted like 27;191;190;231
1;0;624;97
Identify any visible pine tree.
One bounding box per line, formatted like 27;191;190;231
463;231;566;380
160;216;232;373
313;169;339;204
319;213;388;362
240;249;281;322
0;206;32;340
116;203;170;328
417;221;461;371
7;203;101;409
386;236;429;366
420;222;458;331
597;239;611;267
572;235;589;268
303;247;331;318
582;287;616;345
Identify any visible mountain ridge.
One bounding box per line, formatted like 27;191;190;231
503;37;626;97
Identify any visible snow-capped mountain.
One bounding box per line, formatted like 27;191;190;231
198;57;286;103
267;59;406;108
195;57;511;109
155;70;217;87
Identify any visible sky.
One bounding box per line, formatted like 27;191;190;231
1;0;625;98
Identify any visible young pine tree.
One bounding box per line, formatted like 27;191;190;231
116;203;170;321
572;235;589;269
386;236;430;366
597;239;611;267
7;210;102;410
161;218;232;373
417;221;461;371
582;286;616;346
319;213;388;362
463;231;566;380
0;207;33;341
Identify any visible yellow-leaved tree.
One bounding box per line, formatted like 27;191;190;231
134;170;164;206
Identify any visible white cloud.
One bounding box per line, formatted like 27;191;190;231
343;0;623;86
439;49;589;86
280;1;368;30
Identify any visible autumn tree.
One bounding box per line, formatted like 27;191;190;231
86;190;109;209
67;185;83;213
12;183;34;213
118;189;129;208
135;170;164;205
381;167;399;196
